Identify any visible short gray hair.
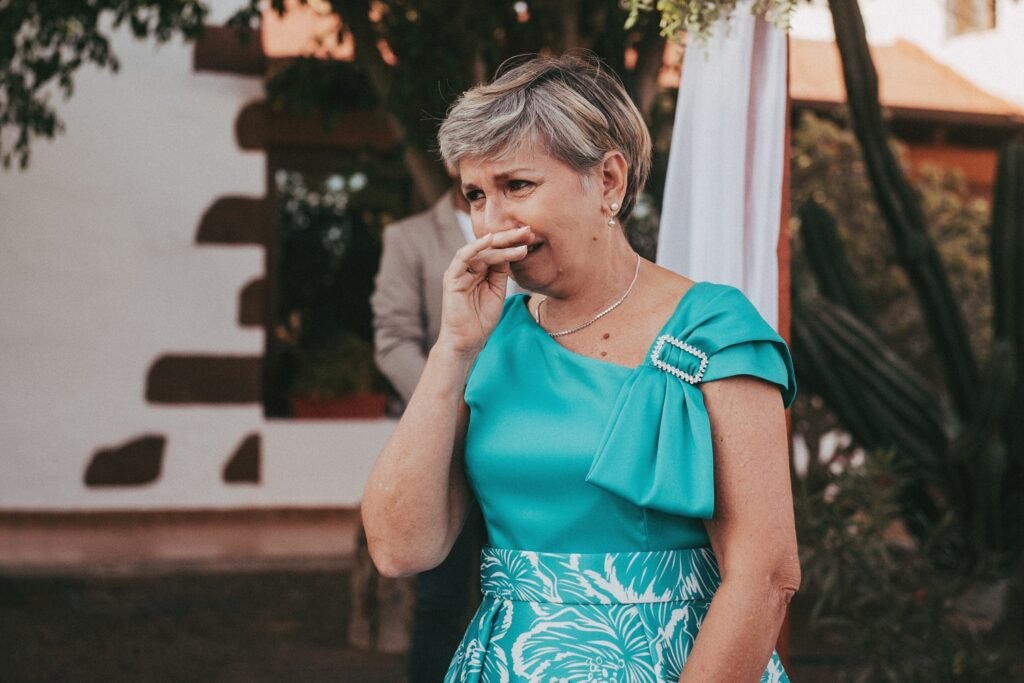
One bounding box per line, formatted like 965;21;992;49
437;54;652;223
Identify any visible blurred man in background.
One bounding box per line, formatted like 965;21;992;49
371;184;519;682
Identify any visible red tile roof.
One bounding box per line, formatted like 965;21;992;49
660;38;1023;124
790;38;1022;119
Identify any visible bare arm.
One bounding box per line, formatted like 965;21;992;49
370;223;428;404
679;376;801;682
361;226;533;578
361;345;475;578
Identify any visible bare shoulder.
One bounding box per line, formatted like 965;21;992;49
638;260;701;315
596;260;701;350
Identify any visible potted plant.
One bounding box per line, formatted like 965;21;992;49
288;331;389;419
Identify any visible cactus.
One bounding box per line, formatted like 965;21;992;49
792;297;949;525
795;0;1024;562
797;141;1024;566
827;0;980;420
988;143;1024;558
796;200;874;325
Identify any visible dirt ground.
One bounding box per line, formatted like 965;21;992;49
0;569;405;683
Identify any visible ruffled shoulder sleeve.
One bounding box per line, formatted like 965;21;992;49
583;284;797;519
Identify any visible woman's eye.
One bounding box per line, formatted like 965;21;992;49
508;180;533;193
465;190;484;202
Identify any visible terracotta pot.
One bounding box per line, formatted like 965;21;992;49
289;392;388;419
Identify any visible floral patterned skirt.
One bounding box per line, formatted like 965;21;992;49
443;545;789;683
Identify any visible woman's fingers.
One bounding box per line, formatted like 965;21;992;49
489;225;532;248
439;226;530;348
448;226;531;278
455;246;526;282
453;226;529;262
475;245;528;266
448;234;491;279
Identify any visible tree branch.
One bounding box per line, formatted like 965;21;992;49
331;0;447;203
630;17;666;121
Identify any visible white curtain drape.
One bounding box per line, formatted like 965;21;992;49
655;7;789;329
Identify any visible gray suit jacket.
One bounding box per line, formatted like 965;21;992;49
371;191;469;403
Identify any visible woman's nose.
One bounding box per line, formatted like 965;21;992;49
479;199;518;237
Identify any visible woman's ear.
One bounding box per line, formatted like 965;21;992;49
600;151;628;209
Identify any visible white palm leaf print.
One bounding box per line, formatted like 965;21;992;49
689;548;722;597
643;601;699;682
481;548;561;602
761;656;788;683
561;554;674;604
556;549;720;605
510;604;658;682
449;639;510;683
636;548;720;601
460;547;788;682
445;597;514;683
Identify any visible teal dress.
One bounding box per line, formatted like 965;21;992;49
444;282;798;683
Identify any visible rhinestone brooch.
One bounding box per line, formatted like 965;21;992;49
650;335;708;385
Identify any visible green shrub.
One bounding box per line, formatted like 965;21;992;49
289;332;385;399
796;449;1021;682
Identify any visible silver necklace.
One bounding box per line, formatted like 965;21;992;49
534;253;642;338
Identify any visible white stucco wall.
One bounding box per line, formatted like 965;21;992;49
936;2;1024;106
0;1;394;511
792;0;1024;106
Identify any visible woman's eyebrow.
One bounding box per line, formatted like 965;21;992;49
493;168;538;179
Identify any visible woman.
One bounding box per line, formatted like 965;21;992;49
361;54;800;682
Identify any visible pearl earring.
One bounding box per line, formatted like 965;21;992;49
607;201;620;225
